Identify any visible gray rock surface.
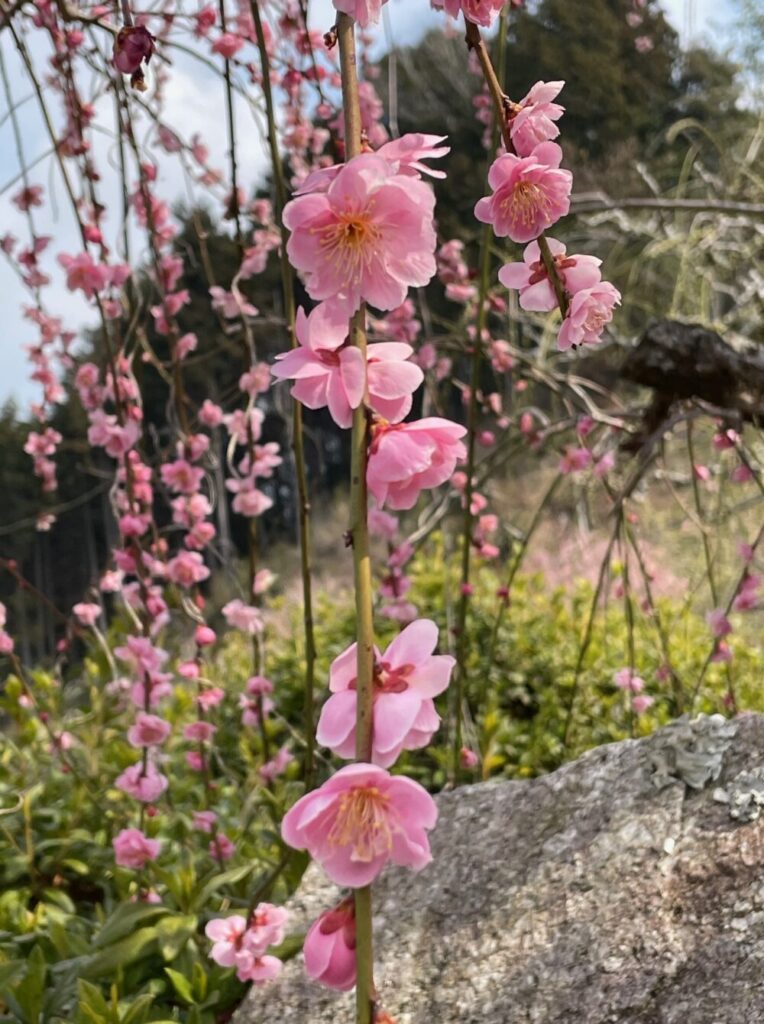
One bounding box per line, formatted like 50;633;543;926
235;714;764;1024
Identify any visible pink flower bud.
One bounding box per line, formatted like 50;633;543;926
304;899;357;991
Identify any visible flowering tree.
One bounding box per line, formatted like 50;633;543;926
0;0;762;1021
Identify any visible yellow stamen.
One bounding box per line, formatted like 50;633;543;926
501;181;550;230
318;210;381;282
327;786;394;862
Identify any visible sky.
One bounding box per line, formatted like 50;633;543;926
0;0;738;409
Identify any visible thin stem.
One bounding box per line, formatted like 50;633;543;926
485;472;562;672
218;0;243;250
337;15;375;1024
451;223;491;782
465;17;569;317
464;20;510;149
685;420;736;709
561;510;621;751
451;12;508;783
251;0;316;789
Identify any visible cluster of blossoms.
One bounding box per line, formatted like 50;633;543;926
613;668;654;716
274;132;467;508
268;12;463;982
474;82;621;351
3;189;70;505
205;904;289;983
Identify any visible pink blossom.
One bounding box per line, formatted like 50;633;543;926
732;463;753;483
239;363;271;397
210;833;236;862
509;81;565;157
498;238;601;312
375;133;450;179
475;143;572;243
226;478;273;518
557;281;621;351
712;642;733;663
210;285;258;320
184;721;217;743
199;399;224;427
58;252;111;298
113;828;160;868
431;0;507;28
87;411;140;458
73;602;101;626
222;599;264;634
332;0;388;26
304;899;356;991
253;569;276;595
713;428;739;450
195;625;216;647
193;810;217;832
240;693;273;728
247;675;274;696
212;32;244;58
635;35;654;53
367;418;467;510
198;687;225;711
196;5;216;34
738;542;755;564
706;609;732;638
115;635;168;675
236;955;283;984
115;761;169;802
283;154;437;314
246;903;289;952
282;762;438;887
127;712;171;748
13;185;43;211
160;459;204;495
206;910;286;983
113;25;155;75
460;747;479;769
614;668;645;694
259;746;294;782
369;508;399;540
594;451;616;478
272;303;423;428
559;446;592;474
632;694;654;714
733;574;760;612
380;600;418;624
166;550;210;588
206;915;248;968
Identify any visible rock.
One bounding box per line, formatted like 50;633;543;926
235;715;764;1024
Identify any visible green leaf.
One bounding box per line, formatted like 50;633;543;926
118;993;155;1024
192;863;254;910
94;903;171;949
164;968;195;1005
191;962;207;1003
270;932;304;963
76;979;111;1024
155;915;197;962
13;946;46;1024
62;858;91;876
0;959;26;989
56;928;160;981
